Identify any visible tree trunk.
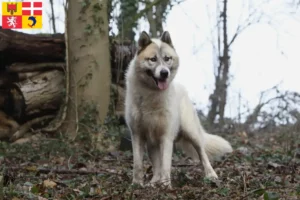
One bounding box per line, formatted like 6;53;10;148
63;0;111;138
219;0;229;125
117;0;139;40
207;0;230;127
146;0;169;37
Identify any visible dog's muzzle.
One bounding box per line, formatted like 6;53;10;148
146;69;169;90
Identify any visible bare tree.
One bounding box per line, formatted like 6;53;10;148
244;84;300;133
207;0;266;126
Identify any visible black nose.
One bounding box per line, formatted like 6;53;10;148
160;69;169;79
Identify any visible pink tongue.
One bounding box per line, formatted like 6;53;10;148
158;80;168;90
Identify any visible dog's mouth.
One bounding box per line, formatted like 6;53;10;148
146;70;168;90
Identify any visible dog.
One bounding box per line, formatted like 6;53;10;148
124;31;233;187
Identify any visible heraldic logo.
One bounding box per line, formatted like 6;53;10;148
2;0;43;29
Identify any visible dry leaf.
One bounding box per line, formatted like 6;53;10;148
43;179;57;188
26;166;37;172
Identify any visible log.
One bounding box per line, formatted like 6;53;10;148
15;70;64;115
0;28;65;68
8;62;65;73
0;28;137;85
18;72;41;82
0;29;137;140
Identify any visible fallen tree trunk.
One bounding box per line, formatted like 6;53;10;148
15;70;64;115
0;28;65;67
0;28;136;85
8;62;65;73
0;28;136;141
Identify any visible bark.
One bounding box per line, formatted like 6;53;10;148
0;29;65;67
63;0;111;138
16;70;64;115
7;63;65;73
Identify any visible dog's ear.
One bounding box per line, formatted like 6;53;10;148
138;31;151;49
161;31;173;47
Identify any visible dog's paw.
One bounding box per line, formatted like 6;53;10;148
205;171;218;180
145;180;172;189
161;181;172;190
145;182;157;188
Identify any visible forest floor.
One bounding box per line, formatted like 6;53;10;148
0;128;299;200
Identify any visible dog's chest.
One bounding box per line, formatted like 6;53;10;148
134;95;177;142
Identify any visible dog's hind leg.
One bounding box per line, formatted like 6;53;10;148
181;135;217;179
180;112;218;179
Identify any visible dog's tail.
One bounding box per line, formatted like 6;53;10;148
203;132;233;161
176;133;233;162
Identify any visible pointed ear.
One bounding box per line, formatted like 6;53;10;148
161;31;173;47
138;31;151;49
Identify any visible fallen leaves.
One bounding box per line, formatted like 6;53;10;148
0;131;299;199
43;179;57;188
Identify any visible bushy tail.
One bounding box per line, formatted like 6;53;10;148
176;133;233;162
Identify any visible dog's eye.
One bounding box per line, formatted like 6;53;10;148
164;56;172;62
149;57;157;62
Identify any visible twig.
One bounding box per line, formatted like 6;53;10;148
172;163;197;167
0;175;3;200
240;186;297;200
242;172;247;199
7;166;123;175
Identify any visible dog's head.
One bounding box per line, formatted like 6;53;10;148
134;31;179;91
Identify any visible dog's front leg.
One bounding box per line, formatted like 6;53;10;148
147;143;161;185
160;138;173;188
131;132;145;186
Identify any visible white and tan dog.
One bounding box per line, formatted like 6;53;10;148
124;31;233;187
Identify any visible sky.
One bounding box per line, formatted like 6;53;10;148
1;0;300;122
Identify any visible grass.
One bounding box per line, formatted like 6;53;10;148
0;129;299;199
